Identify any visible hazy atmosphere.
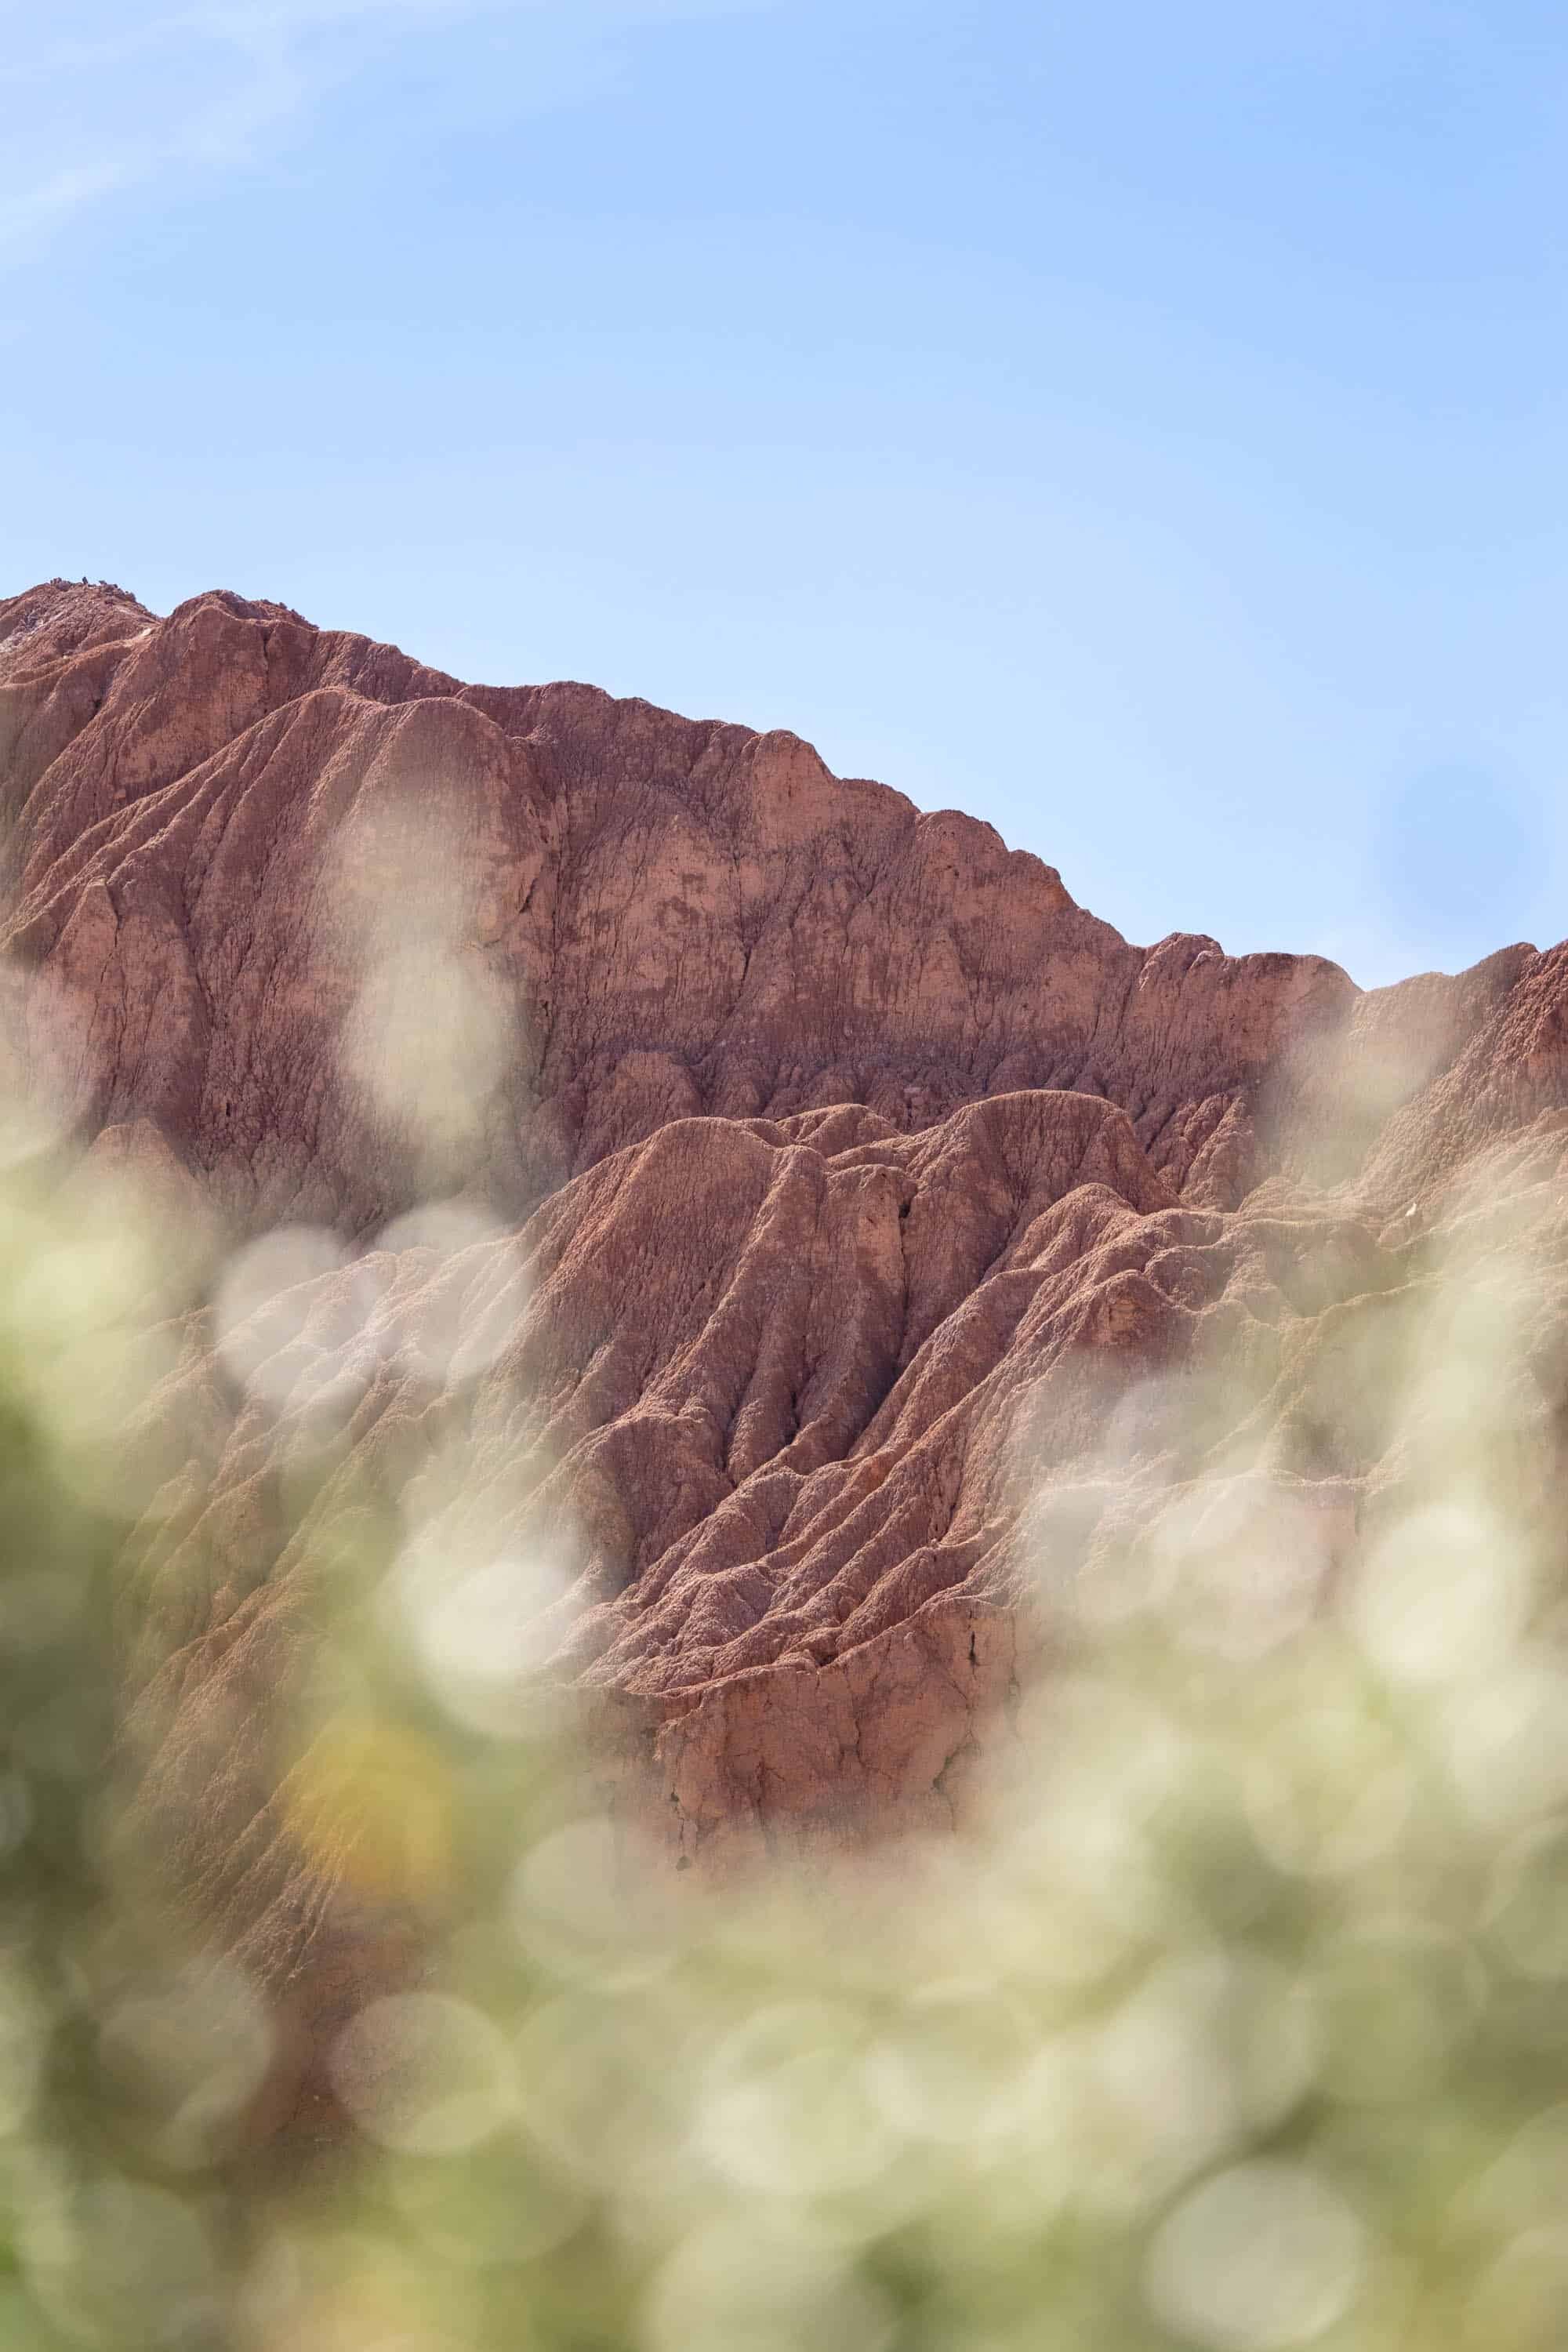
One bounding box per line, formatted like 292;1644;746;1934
7;0;1567;982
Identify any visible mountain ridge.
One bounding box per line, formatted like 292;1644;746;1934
6;574;1530;1237
6;575;1568;2121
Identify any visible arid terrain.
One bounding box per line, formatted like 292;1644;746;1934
5;575;1568;2096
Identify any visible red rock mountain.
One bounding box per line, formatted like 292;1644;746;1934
5;577;1568;2080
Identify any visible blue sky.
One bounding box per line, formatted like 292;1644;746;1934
5;0;1566;985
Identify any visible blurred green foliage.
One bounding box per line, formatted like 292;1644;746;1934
3;1142;1568;2352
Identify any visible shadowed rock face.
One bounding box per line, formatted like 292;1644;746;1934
7;576;1568;2081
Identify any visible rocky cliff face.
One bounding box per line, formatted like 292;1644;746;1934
0;575;1370;1225
6;577;1568;2099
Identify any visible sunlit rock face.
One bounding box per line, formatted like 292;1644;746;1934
6;575;1568;2056
1;575;1381;1231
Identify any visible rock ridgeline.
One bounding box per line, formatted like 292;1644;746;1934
6;576;1568;2110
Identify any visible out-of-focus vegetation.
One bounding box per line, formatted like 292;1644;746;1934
5;1096;1568;2352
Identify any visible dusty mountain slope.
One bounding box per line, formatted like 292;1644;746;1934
5;578;1556;1232
0;575;1432;1223
6;576;1568;2095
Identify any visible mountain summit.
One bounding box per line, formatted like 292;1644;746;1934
5;575;1567;2100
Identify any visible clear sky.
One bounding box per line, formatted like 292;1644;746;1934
5;1;1566;985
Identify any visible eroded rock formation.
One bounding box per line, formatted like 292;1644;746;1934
6;576;1568;2102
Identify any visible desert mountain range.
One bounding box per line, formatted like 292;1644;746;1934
5;575;1568;2096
